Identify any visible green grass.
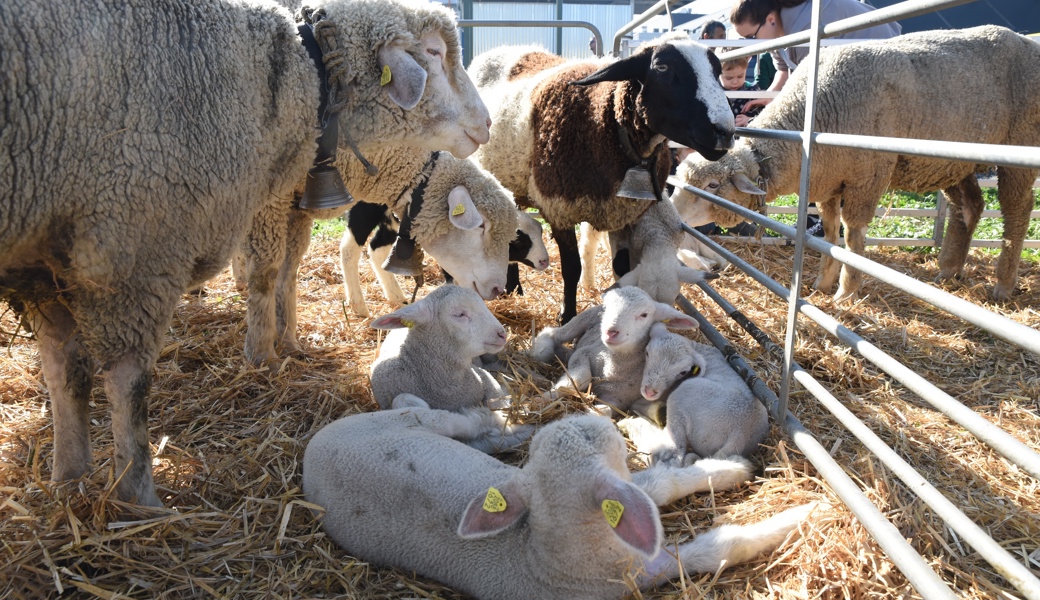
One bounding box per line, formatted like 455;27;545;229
311;215;348;241
768;187;1040;263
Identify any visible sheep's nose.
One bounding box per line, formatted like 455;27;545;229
538;258;550;269
496;330;507;342
490;286;504;298
715;125;734;150
486;116;493;129
643;386;658;399
606;328;619;340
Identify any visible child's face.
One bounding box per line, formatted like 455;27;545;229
720;68;746;90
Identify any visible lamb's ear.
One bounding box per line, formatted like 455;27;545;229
676;265;720;285
592;472;662;559
458;479;528;539
370;301;435;330
378;40;428;110
732;173;766;195
569;51;651;86
447;186;484;230
653;303;698;330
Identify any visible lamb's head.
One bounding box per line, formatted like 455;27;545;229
569;32;734;161
599;286;697;352
308;0;491;158
369;285;507;357
509;211;550;271
671;144;766;229
457;415;664;560
641;322;707;401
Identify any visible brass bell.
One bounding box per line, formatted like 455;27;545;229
299;164;354;210
381;236;426;277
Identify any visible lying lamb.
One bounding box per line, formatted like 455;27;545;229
303;409;820;600
620;323;769;466
672;26;1040;302
530;286;698;417
0;0;489;505
471;34;735;322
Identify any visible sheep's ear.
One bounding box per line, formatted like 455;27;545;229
370;301;435;330
653;303;698;330
458;479;528;539
592;473;662;558
378;40;428;110
569;51;651;86
676;265;719;285
447;186;484;230
732;173;766;195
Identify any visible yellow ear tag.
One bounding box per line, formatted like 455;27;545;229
401;318;415;329
451;203;466;216
380;65;392;86
482;487;507;513
691;365;701;377
602;499;625;528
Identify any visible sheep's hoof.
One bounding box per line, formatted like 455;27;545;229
990;283;1016;302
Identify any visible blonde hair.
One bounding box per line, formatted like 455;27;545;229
719;49;750;72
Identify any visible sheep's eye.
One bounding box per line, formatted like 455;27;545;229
639;312;649;319
707;181;721;190
653;62;668;72
678;369;689;378
452;311;467;319
427;47;442;58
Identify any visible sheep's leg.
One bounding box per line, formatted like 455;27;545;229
835;219;869;303
369;243;408;305
340;228;371;317
552;224;582;324
105;353;162;506
812;199;843;293
275;209;315;354
638;503;818;586
578;223;604;292
505;262;523;295
230;251;248;292
991;167;1038;301
554;351;593;393
630;456;753;506
243;201;290;364
937;175;983;282
31;302;94;484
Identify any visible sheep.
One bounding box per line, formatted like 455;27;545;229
671;26;1040;302
369;285;515;412
0;0;490;505
302;409;820;600
470;34;735;323
530;286;698;417
619;323;769;467
340;201;549;317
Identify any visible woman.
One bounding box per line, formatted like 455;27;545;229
731;0;901;113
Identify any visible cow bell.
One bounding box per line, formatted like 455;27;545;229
615;166;659;201
382;236;426;277
299;164;354;210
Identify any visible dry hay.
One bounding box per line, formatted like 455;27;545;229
1;230;1038;600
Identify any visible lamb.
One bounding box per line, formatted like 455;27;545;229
0;0;490;505
671;26;1040;302
620;323;769;466
303;409;819;600
530;286;698;417
340;200;548;317
470;34;735;323
369;285;515;412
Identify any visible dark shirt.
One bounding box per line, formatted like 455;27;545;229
728;81;763;121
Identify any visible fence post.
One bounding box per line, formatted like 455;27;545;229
933;189;948;247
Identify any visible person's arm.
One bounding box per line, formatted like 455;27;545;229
742;52;788;113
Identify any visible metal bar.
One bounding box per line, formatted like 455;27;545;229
680;222;1040;480
709;236;1040;250
609;0;685;57
933;190;948;248
676;296;959;600
669;178;1040;357
457;20;603;60
764;206;1040;219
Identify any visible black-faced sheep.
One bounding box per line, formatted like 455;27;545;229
0;0;489;505
303;409;820;600
470;34;735;323
672;26;1040;302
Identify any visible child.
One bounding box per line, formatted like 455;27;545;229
719;51;762;127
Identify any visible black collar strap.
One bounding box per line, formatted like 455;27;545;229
298;22;339;167
653;364;702;427
617;125;667;201
394;152;440;254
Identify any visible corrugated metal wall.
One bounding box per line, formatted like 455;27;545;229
469;2;633;58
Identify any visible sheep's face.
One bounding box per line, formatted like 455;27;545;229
671;147;765;229
599;287;658;352
433;286;508;356
641;328;705;401
508;211;549;271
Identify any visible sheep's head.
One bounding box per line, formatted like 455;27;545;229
641;323;706;401
509;211;550;271
369;285;506;357
671;145;766;229
599;286;697;352
569;33;734;161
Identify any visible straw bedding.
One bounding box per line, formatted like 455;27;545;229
1;231;1038;599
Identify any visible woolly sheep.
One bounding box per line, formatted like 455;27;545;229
470;35;735;322
0;0;490;505
369;285;514;412
672;26;1040;302
303;408;819;600
530;286;698;416
620;323;768;466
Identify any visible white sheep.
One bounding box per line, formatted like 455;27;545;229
530;286;698;417
470;35;735;323
369;285;514;412
0;0;489;505
620;323;769;466
303;409;819;600
672;26;1040;302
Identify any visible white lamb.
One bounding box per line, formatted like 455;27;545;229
620;323;769;466
303;409;820;600
530;286;698;417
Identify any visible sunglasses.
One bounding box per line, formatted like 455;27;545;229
745;19;767;40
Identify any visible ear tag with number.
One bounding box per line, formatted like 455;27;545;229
451;203;466;216
601;499;625;528
482;487;507;513
401;318;415;329
380;65;393;86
